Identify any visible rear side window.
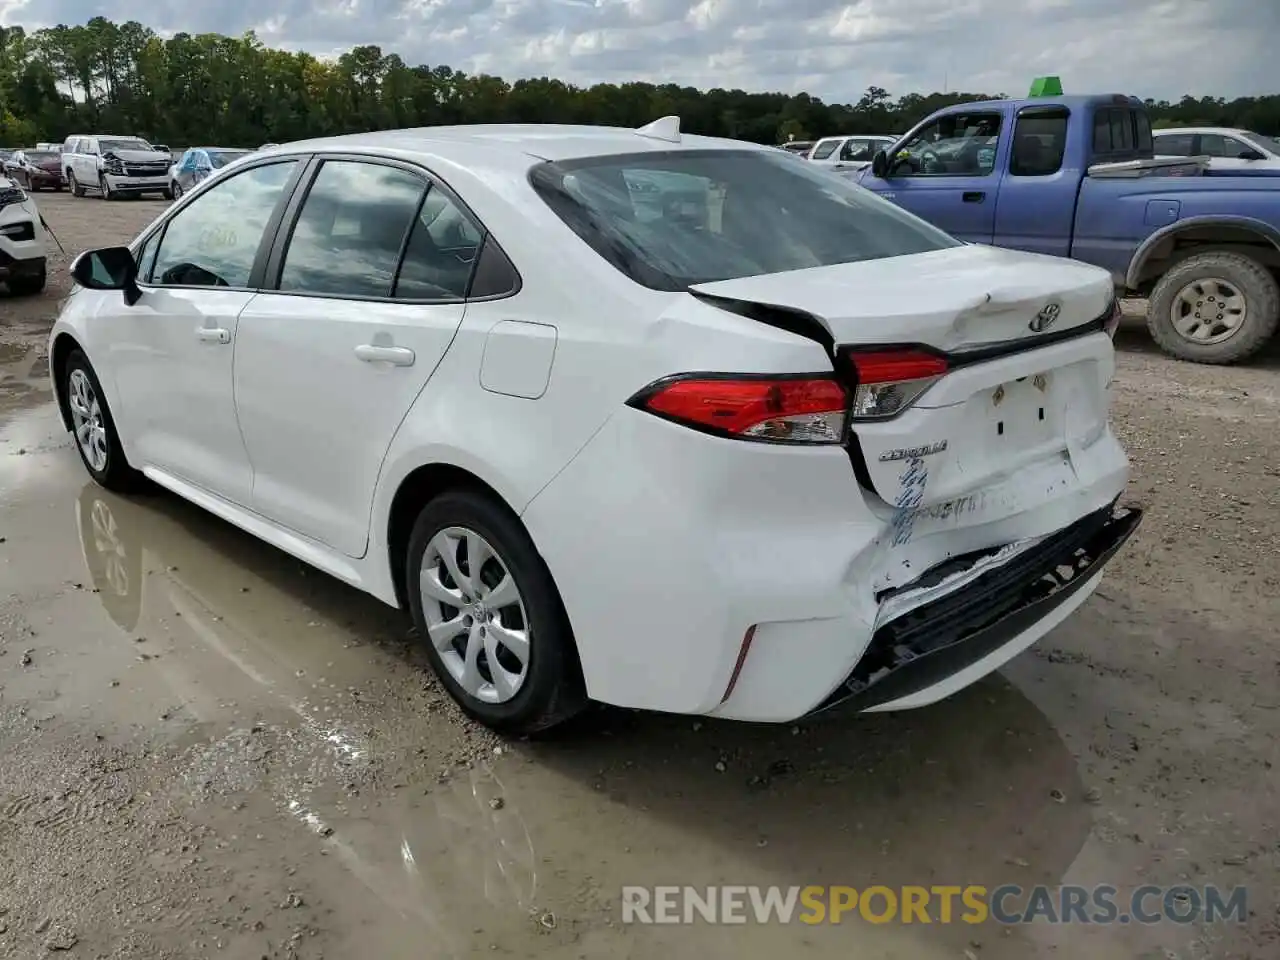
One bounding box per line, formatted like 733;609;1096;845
1010;107;1068;176
278;160;426;298
1092;107;1152;161
529;148;960;292
1155;133;1195;156
393;188;485;300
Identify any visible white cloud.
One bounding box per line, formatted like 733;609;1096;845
7;0;1279;102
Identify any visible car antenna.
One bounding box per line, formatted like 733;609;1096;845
635;116;681;144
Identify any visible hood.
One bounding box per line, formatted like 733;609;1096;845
687;243;1115;353
33;157;61;172
104;148;169;163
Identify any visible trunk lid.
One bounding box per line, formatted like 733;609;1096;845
689;244;1117;511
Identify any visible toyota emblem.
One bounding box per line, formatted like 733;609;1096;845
1029;302;1061;333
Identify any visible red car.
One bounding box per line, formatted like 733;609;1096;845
5;149;65;191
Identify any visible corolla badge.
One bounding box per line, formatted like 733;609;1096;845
1029;302;1061;333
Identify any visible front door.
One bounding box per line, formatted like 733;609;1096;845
858;108;1006;244
103;158;304;505
233;158;480;557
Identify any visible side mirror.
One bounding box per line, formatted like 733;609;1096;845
871;149;890;178
71;246;142;306
1238;148;1266;161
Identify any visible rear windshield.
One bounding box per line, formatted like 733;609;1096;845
100;138;154;153
28;151;57;162
529;149;960;292
209;150;251;169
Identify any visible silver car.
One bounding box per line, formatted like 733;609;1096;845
168;147;254;197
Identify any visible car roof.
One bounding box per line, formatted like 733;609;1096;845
272;123;771;167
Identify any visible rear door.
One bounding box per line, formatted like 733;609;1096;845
232;156;478;557
857;108;1006;243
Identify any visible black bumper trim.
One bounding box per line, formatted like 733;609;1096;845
808;502;1143;716
0;254;46;278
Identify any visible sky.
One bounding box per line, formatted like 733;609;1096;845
3;0;1279;103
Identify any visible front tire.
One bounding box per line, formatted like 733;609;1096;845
6;266;46;296
171;181;183;200
1146;251;1280;364
99;173;117;200
62;350;146;492
405;489;586;735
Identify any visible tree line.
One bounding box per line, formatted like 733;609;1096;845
2;18;1277;149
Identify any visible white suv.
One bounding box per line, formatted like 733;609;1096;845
48;120;1142;734
0;173;48;294
61;135;174;200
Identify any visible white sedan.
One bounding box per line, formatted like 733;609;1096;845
49;118;1142;734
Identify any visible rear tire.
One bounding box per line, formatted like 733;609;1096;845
171;181;183;199
1146;251;1279;364
68;170;85;197
405;489;587;735
61;349;146;493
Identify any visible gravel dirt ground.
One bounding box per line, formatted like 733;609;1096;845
1;193;1278;960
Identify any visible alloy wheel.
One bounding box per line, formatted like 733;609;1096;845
419;526;531;704
68;368;109;472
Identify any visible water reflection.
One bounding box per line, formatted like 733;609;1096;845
73;482;538;954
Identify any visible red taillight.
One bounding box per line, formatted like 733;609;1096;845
1104;298;1122;338
630;374;849;444
843;348;948;420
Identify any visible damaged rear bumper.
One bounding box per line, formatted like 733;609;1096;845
808;501;1143;717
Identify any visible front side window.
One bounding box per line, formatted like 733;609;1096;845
894;112;1003;176
150;160;299;288
1200;134;1251;159
277;160;426;298
840;139;877;162
530;148;961;292
810;139;840;160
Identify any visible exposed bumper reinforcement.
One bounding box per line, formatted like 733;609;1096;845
809;501;1143;716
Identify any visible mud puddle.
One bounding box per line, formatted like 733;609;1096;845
0;406;1227;960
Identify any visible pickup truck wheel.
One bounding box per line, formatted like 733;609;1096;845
1147;251;1279;364
68;170;85;197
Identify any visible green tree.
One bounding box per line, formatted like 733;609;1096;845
1;18;1276;148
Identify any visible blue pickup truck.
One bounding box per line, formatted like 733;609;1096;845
854;91;1280;364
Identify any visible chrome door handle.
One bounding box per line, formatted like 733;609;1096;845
355;344;416;366
196;327;231;344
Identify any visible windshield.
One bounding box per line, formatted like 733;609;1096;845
209;150;252;169
1243;132;1280;153
100;138;154;153
529;149;960;292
